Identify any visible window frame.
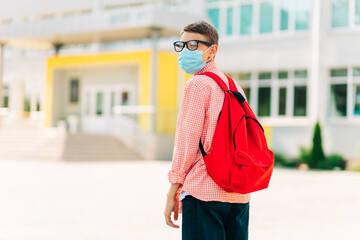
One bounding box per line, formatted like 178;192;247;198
328;67;360;121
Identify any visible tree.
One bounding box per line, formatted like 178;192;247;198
309;121;327;169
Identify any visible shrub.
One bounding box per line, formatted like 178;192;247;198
326;153;347;170
299;146;311;165
309;121;327;169
274;152;298;168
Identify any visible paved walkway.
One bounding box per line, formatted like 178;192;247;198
0;159;359;240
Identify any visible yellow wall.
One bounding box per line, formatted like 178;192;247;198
263;126;272;148
156;51;179;134
45;51;151;130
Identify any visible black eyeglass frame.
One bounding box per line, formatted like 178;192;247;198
173;40;212;52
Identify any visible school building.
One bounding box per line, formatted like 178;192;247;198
0;0;359;163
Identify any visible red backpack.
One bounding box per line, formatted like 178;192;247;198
198;71;275;194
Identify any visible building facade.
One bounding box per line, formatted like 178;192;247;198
0;0;359;162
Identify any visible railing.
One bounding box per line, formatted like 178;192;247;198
112;105;157;160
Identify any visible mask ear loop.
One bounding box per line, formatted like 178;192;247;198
202;45;214;63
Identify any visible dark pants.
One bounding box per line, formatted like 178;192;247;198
182;195;249;240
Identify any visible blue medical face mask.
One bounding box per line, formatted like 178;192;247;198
177;46;213;75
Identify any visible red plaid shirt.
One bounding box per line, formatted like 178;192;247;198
168;60;250;213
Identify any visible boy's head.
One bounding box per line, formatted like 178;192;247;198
180;20;218;62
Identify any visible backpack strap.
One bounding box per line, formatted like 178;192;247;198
198;72;242;157
200;71;238;92
224;73;238;92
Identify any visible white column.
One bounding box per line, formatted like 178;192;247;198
30;82;38;112
0;43;4;108
310;0;321;124
151;27;160;132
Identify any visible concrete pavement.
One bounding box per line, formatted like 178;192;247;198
0;159;359;240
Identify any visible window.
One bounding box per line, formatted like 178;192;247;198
3;96;8;108
229;69;309;119
294;70;308;78
258;87;271;116
96;92;104;115
208;8;220;30
279;87;287;115
331;68;348;77
354;67;360;76
239;72;251;81
354;84;360;116
332;0;349;28
280;0;290;31
70;78;79;103
240;5;253;35
243;87;251;103
260;2;273;33
121;91;129;105
295;0;311;30
330;84;347;116
259;72;272;80
354;67;360;116
278;71;288;79
227;7;233;35
2;85;9;108
110;91;115;116
258;72;271;116
356;0;360;24
329;68;347;117
294;86;307;116
237;72;251;104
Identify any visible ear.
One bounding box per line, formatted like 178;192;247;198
209;44;218;59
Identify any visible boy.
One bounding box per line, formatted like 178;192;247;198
164;20;250;240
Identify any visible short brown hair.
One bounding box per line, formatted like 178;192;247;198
180;20;219;46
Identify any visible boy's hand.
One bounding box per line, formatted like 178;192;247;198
164;183;181;228
164;193;179;228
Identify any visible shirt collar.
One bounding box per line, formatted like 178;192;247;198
195;60;218;76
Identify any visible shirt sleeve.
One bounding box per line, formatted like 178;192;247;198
168;77;211;185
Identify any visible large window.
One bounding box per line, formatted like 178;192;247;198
208;8;220;30
331;0;360;28
329;67;360;119
227;7;234;35
228;69;308;119
332;0;349;28
280;1;290;31
295;0;311;30
207;0;311;37
240;4;253;35
260;2;274;33
356;0;360;24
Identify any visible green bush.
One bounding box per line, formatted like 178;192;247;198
274;152;298;168
297;121;347;170
299;146;311;165
327;153;346;170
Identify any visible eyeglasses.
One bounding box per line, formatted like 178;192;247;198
173;40;212;52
